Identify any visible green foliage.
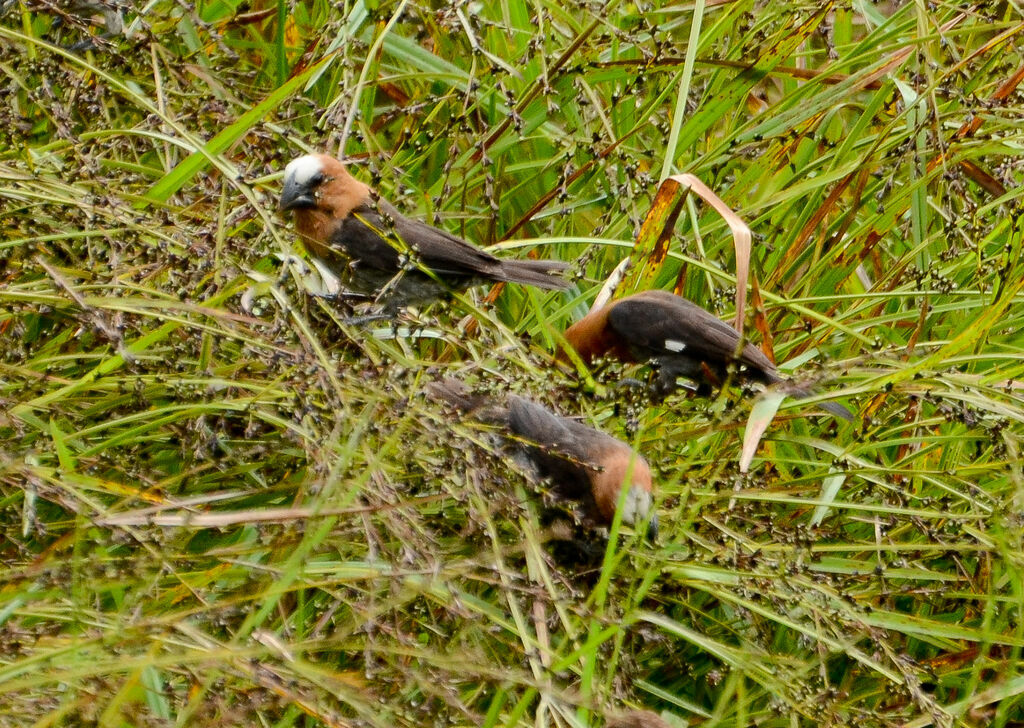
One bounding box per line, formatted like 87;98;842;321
2;1;1024;726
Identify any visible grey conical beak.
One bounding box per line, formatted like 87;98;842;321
646;512;659;543
279;176;317;211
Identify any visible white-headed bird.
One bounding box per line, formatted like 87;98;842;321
279;154;570;308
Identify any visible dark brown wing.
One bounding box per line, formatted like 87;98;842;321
506;396;602;501
336;201;568;288
328;206;402;272
337;200;499;278
607;290;776;376
426;379;510;426
387;201;508;276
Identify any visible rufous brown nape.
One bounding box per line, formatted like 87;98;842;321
280;154;570;310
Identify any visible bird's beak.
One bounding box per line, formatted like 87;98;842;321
646;512;659;543
279;177;318;211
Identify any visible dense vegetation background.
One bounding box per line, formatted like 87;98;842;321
2;1;1024;726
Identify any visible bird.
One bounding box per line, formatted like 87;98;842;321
561;289;853;420
427;379;658;541
278;153;571;309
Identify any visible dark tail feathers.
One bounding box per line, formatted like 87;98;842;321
426;378;510;425
764;371;854;421
426;378;483;411
494;259;571;290
816;399;855;421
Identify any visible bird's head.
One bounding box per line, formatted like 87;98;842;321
623;480;659;543
279;153;369;217
593;448;658;542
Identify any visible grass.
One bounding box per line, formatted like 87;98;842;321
2;0;1024;726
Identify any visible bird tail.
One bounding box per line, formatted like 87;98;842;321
426;378;509;425
764;371;854;421
426;378;482;411
494;259;572;290
816;399;855;421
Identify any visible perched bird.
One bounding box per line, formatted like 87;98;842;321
279;153;570;308
428;379;658;541
562;289;852;419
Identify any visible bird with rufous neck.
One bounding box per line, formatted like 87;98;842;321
279;153;570;310
427;379;658;541
561;289;852;420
